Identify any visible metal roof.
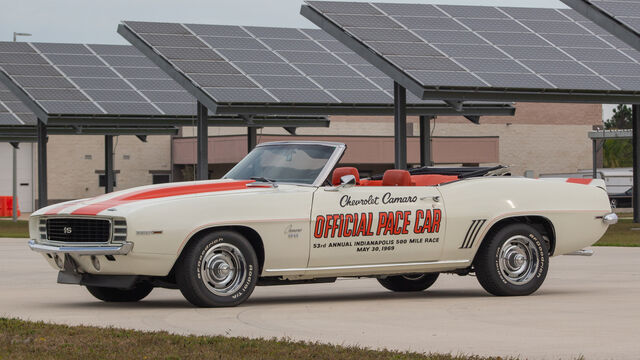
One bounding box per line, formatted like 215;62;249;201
302;1;640;103
562;0;640;53
117;21;515;116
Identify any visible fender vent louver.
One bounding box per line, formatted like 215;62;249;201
460;219;486;249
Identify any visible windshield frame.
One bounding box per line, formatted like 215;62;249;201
223;141;346;187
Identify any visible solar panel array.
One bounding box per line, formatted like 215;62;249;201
0;81;35;125
121;21;474;105
305;1;640;94
0;42;207;117
580;1;640;34
562;0;640;51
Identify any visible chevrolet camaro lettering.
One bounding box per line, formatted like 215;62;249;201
28;141;617;307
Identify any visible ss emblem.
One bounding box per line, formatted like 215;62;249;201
63;227;73;234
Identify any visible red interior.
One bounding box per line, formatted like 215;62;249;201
334;168;458;187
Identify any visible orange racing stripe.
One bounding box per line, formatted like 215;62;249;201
70;180;258;216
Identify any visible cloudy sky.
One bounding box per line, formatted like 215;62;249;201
4;0;566;44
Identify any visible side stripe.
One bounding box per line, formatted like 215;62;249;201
466;219;486;249
460;219;486;249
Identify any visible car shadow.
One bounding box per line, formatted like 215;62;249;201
43;287;594;310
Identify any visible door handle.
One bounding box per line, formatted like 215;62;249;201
420;196;440;202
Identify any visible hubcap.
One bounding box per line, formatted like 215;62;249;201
498;235;540;285
402;274;425;281
201;244;247;296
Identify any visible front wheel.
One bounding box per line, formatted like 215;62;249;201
474;223;549;296
176;230;258;307
377;273;439;292
86;282;153;302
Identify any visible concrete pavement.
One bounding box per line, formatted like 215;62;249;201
1;238;638;360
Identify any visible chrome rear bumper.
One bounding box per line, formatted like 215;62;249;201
28;240;133;255
601;213;619;225
566;249;594;256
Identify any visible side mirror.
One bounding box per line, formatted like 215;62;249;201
324;174;357;192
340;174;356;187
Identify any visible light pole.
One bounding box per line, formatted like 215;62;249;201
11;32;31;222
13;32;31;42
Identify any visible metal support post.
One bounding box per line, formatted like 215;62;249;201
633;105;639;223
247;127;257;153
592;139;597;179
37;119;47;209
196;101;208;180
12;143;18;221
394;82;407;170
420;116;433;167
104;135;114;193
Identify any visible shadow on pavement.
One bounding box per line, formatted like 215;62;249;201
41;286;593;310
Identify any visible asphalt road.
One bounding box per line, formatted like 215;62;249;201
1;238;638;360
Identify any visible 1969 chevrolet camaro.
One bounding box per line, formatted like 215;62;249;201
29;141;617;307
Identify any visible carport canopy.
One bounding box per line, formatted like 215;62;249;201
302;1;640;222
118;21;516;179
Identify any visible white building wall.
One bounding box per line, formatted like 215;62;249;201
0;143;34;212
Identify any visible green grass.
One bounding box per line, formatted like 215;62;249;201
594;217;640;247
0;220;28;238
0;318;513;360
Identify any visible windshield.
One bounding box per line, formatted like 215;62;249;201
223;143;339;185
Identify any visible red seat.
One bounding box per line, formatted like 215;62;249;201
382;170;412;186
332;167;360;186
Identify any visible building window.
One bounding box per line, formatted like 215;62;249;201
98;174;116;188
152;174;171;184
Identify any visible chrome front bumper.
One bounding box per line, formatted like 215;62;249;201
601;213;619;225
28;240;133;255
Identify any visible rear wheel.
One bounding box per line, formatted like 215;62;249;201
86;283;153;302
474;223;549;296
176;230;258;307
377;273;439;292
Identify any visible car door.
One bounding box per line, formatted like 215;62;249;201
309;184;445;268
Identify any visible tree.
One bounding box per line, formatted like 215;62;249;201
604;104;632;130
603;104;632;168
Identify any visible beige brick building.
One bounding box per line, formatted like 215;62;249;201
0;102;601;211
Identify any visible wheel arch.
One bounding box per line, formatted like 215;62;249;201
476;215;556;258
175;225;266;274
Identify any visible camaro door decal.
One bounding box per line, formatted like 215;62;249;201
460;219;486;249
70;180;257;216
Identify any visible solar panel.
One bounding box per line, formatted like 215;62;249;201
562;0;640;52
118;21;517;114
0;81;36;125
303;1;640;103
0;42;338;129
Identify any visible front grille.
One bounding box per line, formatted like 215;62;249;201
45;218;111;243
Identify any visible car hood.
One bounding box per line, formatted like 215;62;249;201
33;179;271;216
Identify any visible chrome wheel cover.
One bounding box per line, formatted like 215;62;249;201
402;274;426;281
498;235;540;285
201;243;247;296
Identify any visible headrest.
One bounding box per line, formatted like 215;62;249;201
382;169;412;186
332;167;360;186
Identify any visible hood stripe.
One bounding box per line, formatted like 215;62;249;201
69;180;258;216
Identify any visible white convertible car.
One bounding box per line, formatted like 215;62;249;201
29;141;617;307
